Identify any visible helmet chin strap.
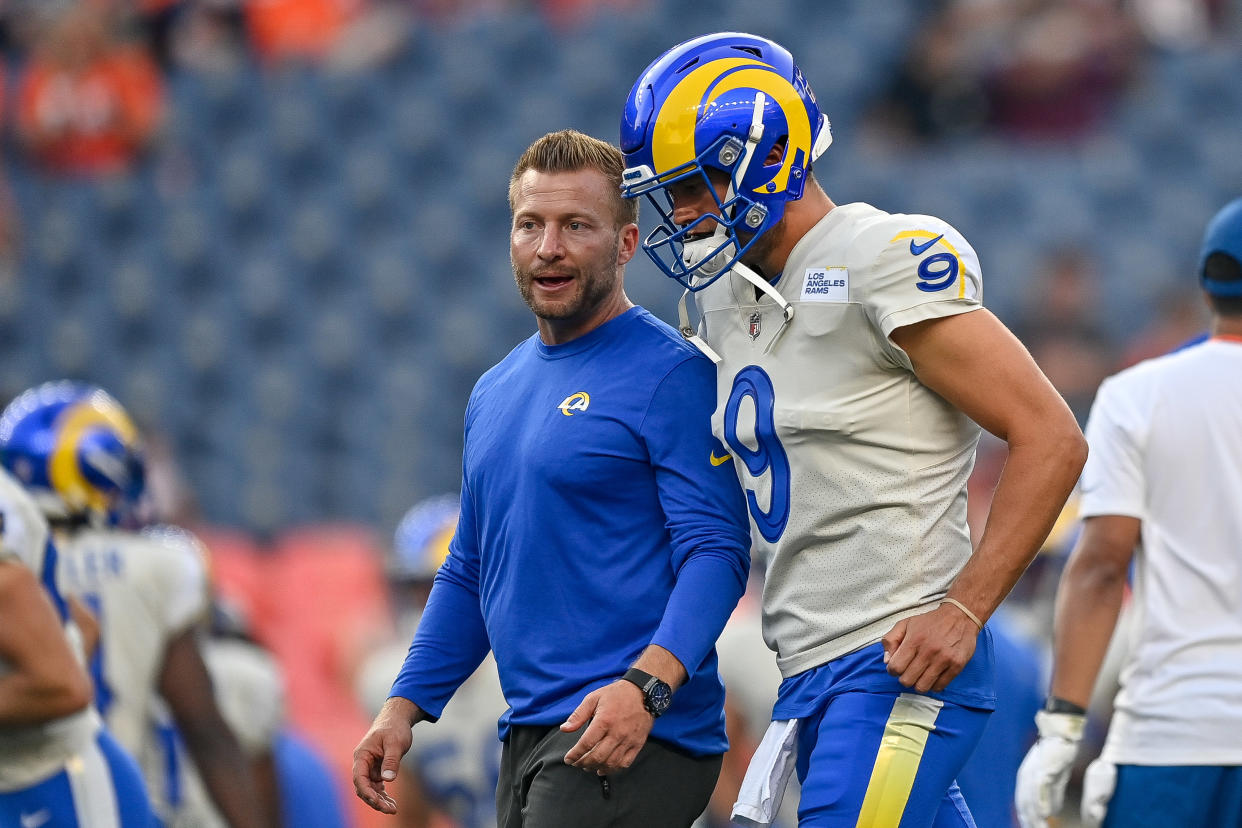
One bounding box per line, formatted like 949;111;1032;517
677;236;794;360
677;289;721;363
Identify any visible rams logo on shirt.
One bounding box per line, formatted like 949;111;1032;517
558;392;590;416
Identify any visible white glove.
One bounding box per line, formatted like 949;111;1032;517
1015;710;1086;828
1080;758;1117;827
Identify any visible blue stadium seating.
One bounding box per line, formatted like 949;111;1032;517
3;3;1238;531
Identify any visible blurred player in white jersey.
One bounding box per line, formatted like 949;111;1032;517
1015;199;1242;828
354;494;505;828
0;467;156;826
0;382;265;828
620;33;1086;826
173;606;347;828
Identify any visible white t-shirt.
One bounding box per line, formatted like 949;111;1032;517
1080;338;1242;765
697;202;984;676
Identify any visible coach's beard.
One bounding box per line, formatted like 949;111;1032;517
514;243;620;322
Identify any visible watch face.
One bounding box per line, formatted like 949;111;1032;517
647;681;673;716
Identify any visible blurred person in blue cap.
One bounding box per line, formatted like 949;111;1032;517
619;32;1085;828
1016;197;1242;828
353;494;506;828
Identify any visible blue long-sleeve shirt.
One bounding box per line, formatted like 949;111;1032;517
390;307;751;755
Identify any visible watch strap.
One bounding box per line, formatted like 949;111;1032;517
622;667;658;693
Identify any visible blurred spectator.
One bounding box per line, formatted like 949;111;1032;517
1010;247;1117;422
127;0;185;69
243;0;356;62
1130;0;1232;50
869;0;1141;145
14;4;164;177
243;0;409;70
866;2;999;145
986;0;1141;141
162;0;247;74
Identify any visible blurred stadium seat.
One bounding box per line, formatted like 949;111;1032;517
0;1;1235;536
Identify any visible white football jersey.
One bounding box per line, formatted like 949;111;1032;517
167;637;287;828
0;469;98;790
55;523;210;814
697;202;984;677
1079;338;1242;765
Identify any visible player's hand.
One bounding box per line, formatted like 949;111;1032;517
561;680;655;775
1080;757;1116;827
1014;710;1086;828
881;603;978;692
352;697;419;813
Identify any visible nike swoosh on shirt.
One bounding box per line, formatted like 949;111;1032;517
710;452;732;466
909;234;945;256
22;810;52;828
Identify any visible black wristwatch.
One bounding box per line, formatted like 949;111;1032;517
622;668;673;718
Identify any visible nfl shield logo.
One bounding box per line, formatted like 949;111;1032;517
748;312;762;340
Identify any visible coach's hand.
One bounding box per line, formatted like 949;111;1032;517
881;602;978;693
1014;710;1086;828
352;696;421;813
561;680;654;775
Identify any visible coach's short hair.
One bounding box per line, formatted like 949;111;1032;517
509;130;639;227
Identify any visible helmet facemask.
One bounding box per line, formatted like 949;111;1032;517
624;133;781;292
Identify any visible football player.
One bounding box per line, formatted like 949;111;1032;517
620;33;1086;827
0;382;265;828
0;464;155;825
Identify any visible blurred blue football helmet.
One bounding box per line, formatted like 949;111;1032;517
389;494;458;583
0;381;145;525
620;32;832;291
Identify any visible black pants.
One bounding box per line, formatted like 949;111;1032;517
497;724;722;828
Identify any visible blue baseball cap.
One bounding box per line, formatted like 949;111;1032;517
1199;198;1242;297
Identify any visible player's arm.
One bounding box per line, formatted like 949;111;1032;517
0;559;93;724
1013;516;1137;828
1049;514;1139;708
159;627;268;828
66;594;100;660
885;308;1087;691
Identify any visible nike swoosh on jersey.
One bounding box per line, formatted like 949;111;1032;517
710;452;732;466
908;234;945;256
22;810;52;828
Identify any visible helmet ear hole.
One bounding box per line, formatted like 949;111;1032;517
765;138;789;166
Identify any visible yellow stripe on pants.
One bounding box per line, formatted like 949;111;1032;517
855;693;944;828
